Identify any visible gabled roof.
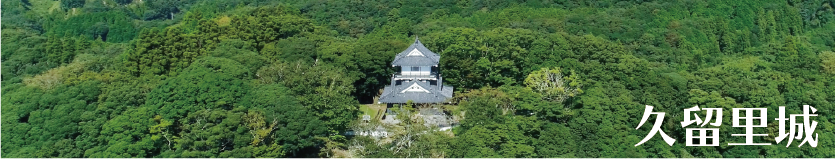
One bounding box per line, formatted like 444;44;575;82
401;82;431;93
391;37;440;66
379;80;453;104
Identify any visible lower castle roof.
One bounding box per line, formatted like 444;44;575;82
378;80;453;104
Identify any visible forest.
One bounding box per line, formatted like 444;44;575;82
2;0;835;158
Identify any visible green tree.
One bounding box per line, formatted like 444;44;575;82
524;67;583;103
535;123;577;157
821;51;835;74
61;0;85;10
227;6;314;52
238;84;328;156
145;57;250;120
256;61;359;132
124;27;206;77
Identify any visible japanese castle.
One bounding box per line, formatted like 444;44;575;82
378;37;453;106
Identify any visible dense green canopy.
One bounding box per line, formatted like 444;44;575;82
3;0;835;157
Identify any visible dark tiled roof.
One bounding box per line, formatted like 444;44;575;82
379;80;453;103
391;38;440;66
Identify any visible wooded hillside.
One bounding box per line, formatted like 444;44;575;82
2;0;835;157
